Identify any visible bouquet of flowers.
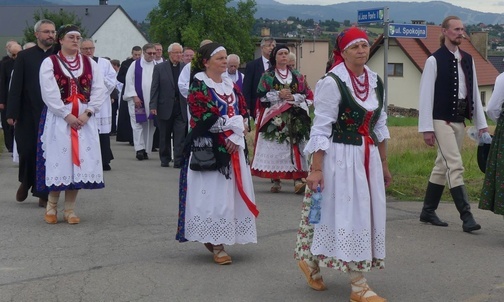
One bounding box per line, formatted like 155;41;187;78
261;107;311;144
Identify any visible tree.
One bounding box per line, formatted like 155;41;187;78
23;8;87;43
147;0;257;62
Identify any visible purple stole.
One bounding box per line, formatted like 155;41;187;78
235;72;243;90
133;59;152;123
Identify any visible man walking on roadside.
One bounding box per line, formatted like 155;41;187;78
418;15;488;232
6;19;55;207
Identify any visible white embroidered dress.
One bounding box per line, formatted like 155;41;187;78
184;73;257;245
299;63;389;268
39;54;107;188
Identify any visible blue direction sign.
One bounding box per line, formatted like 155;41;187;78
357;8;385;23
388;23;427;38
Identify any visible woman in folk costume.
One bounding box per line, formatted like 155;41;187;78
37;25;107;225
294;27;392;302
251;44;313;194
479;72;504;217
176;43;259;265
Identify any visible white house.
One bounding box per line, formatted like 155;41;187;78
0;2;148;61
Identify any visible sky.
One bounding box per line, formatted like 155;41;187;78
276;0;504;14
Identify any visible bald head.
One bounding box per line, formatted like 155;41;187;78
8;43;22;58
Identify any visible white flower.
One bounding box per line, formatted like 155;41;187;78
272;116;283;127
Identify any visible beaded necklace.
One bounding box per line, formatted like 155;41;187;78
346;65;369;102
275;67;289;79
58;51;81;71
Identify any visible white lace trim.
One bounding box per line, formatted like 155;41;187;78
185;215;257;244
304;135;331;155
374;127;390;143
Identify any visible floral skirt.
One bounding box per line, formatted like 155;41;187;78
294;187;384;272
479;116;504;215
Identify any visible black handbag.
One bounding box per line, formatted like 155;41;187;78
190;147;217;171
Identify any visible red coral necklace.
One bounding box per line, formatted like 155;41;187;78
58;51;81;71
276;68;289;80
346;65;369;102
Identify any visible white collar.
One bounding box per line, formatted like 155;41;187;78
194;72;234;95
329;63;378;90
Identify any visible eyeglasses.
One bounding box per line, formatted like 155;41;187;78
37;30;56;35
145;52;156;56
81;47;95;51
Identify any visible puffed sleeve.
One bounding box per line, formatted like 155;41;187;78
87;58;107;113
373;107;390;143
486;72;504;122
303;75;340;155
39;57;71;118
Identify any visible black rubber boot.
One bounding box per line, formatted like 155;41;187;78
450;185;481;232
420;182;448;227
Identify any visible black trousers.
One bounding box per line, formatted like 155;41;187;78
1;109;14;152
157;114;187;165
99;133;113;165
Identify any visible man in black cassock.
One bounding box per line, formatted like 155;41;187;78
6;19;56;207
116;46;142;145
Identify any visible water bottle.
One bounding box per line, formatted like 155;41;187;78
308;186;322;224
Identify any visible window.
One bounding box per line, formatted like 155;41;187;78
481;91;486;107
387;63;403;77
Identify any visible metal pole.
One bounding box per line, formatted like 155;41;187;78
383;7;389;111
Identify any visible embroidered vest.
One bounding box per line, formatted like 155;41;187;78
432;45;474;122
49;54;93;101
326;73;384;146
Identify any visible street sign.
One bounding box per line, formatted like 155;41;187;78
388;23;427;38
357;8;385;23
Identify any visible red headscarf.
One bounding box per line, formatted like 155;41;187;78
330;27;369;70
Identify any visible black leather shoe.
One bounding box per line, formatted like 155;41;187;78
16;183;29;202
143;151;149;160
161;162;169;167
103;164;111;171
173;163;181;168
136;151;144;161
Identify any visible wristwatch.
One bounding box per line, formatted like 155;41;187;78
86;110;92;117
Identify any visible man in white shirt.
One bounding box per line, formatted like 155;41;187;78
124;43;156;161
418;16;487;233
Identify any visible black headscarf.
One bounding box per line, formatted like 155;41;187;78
268;44;289;70
189;42;224;86
53;24;81;54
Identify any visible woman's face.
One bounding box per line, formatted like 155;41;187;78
275;49;289;67
342;41;369;67
60;32;82;53
205;49;227;74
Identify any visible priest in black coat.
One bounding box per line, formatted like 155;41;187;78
6;19;56;207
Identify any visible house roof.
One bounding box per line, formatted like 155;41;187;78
0;5;145;39
370;25;499;86
488;56;504;74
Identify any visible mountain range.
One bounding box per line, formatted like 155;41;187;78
0;0;503;25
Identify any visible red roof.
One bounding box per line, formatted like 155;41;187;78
371;25;498;86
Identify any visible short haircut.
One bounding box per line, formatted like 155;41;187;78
110;59;120;67
131;46;142;53
227;54;240;64
199;39;213;47
287;52;296;62
183;47;194;52
142;43;155;52
34;19;55;32
153;43;162;47
23;42;36;50
260;37;276;47
168;42;182;52
81;38;94;44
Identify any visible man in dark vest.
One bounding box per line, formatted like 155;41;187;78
418;15;488;232
6;19;55;207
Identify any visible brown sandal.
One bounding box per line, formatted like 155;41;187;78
297;260;327;291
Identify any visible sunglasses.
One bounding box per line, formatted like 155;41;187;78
145;52;156;55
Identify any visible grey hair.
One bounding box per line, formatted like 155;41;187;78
167;42;182;52
81;38;94;44
260;37;276;47
287;52;296;62
227;54;240;64
33;19;55;33
23;42;36;50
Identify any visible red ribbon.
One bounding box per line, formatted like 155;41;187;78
357;111;374;182
225;130;259;217
293;144;302;170
66;93;86;167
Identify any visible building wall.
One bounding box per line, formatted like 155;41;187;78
91;9;148;61
368;40;422;109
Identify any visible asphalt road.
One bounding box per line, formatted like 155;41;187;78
0;139;503;302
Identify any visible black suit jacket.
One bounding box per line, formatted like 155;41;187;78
150;61;187;122
0;57;15;106
242;57;266;118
